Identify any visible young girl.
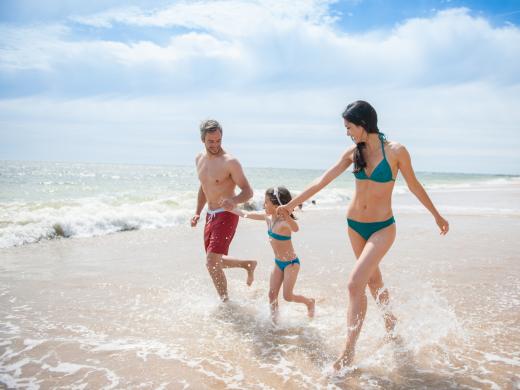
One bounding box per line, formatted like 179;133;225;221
232;186;315;321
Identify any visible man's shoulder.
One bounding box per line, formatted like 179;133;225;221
221;152;241;166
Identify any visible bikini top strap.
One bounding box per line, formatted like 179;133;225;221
268;217;279;231
378;133;387;158
271;217;280;231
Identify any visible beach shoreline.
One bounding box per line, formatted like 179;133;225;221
1;185;520;388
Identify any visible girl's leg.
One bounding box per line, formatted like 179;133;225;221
334;224;396;370
282;264;315;318
348;228;397;333
268;265;284;322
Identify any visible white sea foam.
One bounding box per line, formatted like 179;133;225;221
1;161;519;248
0;196;194;248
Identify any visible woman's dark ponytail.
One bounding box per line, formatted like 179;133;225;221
342;100;380;173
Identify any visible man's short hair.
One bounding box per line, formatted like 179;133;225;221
200;119;223;141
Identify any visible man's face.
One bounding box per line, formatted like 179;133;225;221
203;130;222;155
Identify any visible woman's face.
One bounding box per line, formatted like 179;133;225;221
264;195;276;215
344;119;365;143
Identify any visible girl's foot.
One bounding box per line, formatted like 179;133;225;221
307;298;316;318
270;306;279;325
246;261;257;286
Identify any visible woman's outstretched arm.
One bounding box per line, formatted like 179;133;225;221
281;146;355;213
397;145;449;235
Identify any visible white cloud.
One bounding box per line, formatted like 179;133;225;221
1;3;520;174
70;0;338;35
1;80;519;174
0;24;69;70
1;6;518;89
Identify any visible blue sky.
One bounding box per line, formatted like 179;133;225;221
1;0;519;174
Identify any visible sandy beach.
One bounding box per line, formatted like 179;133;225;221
1;186;520;389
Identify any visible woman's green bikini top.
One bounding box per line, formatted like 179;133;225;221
353;133;395;183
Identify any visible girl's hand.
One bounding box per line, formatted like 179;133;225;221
436;215;449;235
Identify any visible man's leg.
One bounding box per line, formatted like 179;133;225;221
221;256;257;286
206;252;228;301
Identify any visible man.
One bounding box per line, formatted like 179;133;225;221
191;119;257;301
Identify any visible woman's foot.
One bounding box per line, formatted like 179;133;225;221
333;349;354;372
307;298;316;318
384;312;397;333
246;261;257;286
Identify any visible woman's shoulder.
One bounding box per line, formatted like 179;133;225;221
385;139;407;157
341;144;357;160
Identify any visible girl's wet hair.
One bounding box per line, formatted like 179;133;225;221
342;100;380;173
266;186;297;220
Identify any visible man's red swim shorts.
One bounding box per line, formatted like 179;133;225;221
204;211;239;255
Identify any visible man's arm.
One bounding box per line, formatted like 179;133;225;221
221;158;253;211
191;185;207;227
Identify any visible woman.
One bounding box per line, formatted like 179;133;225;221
277;100;449;370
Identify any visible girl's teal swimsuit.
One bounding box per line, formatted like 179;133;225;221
268;223;301;271
348;133;396;240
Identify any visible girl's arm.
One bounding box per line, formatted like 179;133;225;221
280;146;355;214
230;208;266;221
282;214;299;233
397;145;449;235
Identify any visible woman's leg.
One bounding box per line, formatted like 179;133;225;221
348;229;397;334
268;265;284;322
334;224;396;370
282;264;315;318
367;267;397;333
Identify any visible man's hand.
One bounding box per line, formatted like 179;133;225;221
191;214;200;227
220;198;236;212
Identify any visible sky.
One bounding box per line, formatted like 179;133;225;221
1;0;519;174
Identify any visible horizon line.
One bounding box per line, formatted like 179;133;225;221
1;159;519;177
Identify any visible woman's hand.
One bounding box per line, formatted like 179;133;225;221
436;215;449;235
276;205;292;219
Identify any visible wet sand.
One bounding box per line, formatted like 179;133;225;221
1;187;520;389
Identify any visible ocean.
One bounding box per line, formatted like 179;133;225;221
1;160;519;249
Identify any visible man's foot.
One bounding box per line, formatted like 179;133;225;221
246;261;257;286
307;298;316;318
333;350;354;372
220;294;229;303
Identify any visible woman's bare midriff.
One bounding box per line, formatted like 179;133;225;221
346;180;395;222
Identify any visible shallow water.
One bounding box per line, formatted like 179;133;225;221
1;207;519;389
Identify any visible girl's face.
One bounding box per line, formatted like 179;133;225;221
344;119;365;144
264;195;276;215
